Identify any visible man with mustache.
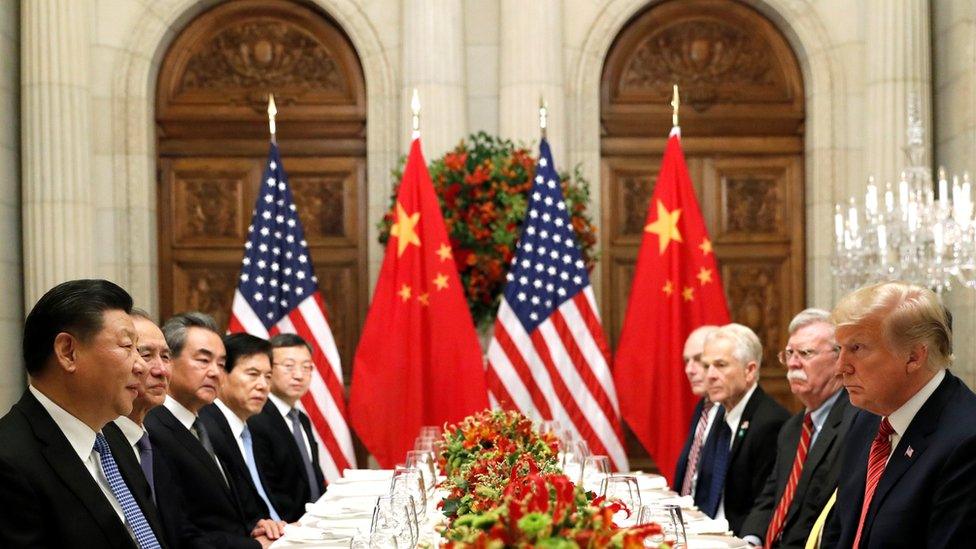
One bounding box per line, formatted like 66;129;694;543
0;279;162;548
740;309;854;548
145;312;282;548
823;282;976;547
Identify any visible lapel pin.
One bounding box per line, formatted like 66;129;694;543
738;421;750;437
905;446;914;458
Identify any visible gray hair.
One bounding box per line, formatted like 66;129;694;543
706;323;764;368
788;308;832;335
129;307;154;322
162;311;220;358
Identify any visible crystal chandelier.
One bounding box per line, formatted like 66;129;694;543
832;97;974;293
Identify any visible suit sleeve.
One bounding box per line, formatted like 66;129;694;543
928;434;976;546
0;456;48;547
739;425;789;541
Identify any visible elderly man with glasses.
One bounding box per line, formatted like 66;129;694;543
740;309;855;548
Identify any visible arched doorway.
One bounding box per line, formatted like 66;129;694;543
156;0;367;378
601;0;806;430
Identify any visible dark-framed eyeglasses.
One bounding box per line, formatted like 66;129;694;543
777;346;840;365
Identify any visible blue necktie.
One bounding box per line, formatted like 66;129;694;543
241;425;281;521
706;420;732;517
136;433;155;503
693;406;730;518
93;433;162;549
288;408;321;500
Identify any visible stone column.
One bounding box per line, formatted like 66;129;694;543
863;0;932;186
498;0;565;160
401;0;467;159
21;0;94;306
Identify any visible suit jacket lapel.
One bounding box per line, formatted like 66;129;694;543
299;410;327;487
729;386;764;463
19;393;135;548
103;423;168;547
157;406;230;494
785;393;849;526
865;375;954;536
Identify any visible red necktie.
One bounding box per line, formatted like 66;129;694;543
852;417;895;548
764;413;814;548
681;401;714;496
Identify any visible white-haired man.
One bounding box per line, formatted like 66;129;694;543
694;323;789;535
673;325;720;498
741;309;855;548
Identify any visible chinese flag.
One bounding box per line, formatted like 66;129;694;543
349;138;488;468
613;129;730;484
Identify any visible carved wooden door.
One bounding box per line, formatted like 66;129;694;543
601;0;806;459
156;0;367;379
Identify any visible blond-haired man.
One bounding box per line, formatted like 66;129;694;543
823;282;976;548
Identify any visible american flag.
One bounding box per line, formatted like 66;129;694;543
229;142;356;482
485;139;629;471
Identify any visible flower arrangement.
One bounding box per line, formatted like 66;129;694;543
379;133;599;328
437;410;672;548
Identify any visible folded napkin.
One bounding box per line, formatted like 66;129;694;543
686;534;749;548
634;474;668;491
322;482;391;498
282;524;326;542
686;517;731;535
341;468;394;481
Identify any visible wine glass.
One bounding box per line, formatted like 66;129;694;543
419;425;441;439
561;440;591;482
349;532;399;548
405;450;437;491
636;503;687;548
600;474;642;524
391;466;427;520
579;454;612;494
371;494;419;549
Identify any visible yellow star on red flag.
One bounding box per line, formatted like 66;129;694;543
390;201;421;257
699;238;713;255
662;280;674;296
645;200;683;254
398;284;412;302
433;273;449;290
696;267;714;285
436;243;453;262
682;286;695;302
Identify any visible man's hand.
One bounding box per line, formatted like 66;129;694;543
252;518;287;540
254;534;272;549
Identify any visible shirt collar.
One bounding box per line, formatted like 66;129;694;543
808;389;843;432
886;369;946;437
29;385;97;463
163;395;197;430
214;399;246;439
268;392;295;420
725;383;758;432
113;416;146;447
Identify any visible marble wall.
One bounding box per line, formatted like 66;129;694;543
0;0;21;413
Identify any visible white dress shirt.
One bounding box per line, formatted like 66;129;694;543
29;385;131;533
163;395;198;430
214;398;249;459
716;383;759;521
884;369;945;463
268;392;314;458
113;416;147;464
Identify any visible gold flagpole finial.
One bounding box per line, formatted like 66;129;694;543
671;84;680;128
411;88;421;139
539;95;548;139
268;93;278;141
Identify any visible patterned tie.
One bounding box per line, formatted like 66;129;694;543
93;433;162;549
852;417;895;548
765;413;814;548
136;433;155;503
241;425;281;521
289;408;322;500
681;401;714;496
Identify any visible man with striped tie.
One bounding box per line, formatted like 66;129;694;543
673;325;721;498
822;282;976;548
740;309;854;548
0;279;164;548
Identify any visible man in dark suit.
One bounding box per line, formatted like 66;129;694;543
740;309;855;548
249;333;327;522
106;309;208;549
822;282;976;548
199;333;284;524
673;325;720;498
695;323;790;535
0;279;165;548
145;312;282;548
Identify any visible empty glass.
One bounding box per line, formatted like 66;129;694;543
391;466;428;520
371;494;419;549
349;532;398;549
561;440;591;482
419;425;441;439
600;474;642;523
579;454;612;494
405;450;437;492
636;504;687;548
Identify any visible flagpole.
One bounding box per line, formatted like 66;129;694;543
268;93;278;144
411;88;421;139
670;84;681;137
539;95;548;140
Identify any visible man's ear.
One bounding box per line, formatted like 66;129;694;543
745;360;759;383
52;332;80;373
905;343;929;374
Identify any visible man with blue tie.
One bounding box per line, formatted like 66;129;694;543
0;279;163;548
695;323;789;535
249;333;327;522
823;282;976;547
200;333;286;526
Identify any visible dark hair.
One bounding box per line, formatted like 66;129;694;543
162;312;220;358
23;279;133;374
269;333;315;356
222;333;273;373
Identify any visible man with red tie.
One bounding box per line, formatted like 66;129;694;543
823;281;976;548
740;309;855;548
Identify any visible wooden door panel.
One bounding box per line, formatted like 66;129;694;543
168;158;259;247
